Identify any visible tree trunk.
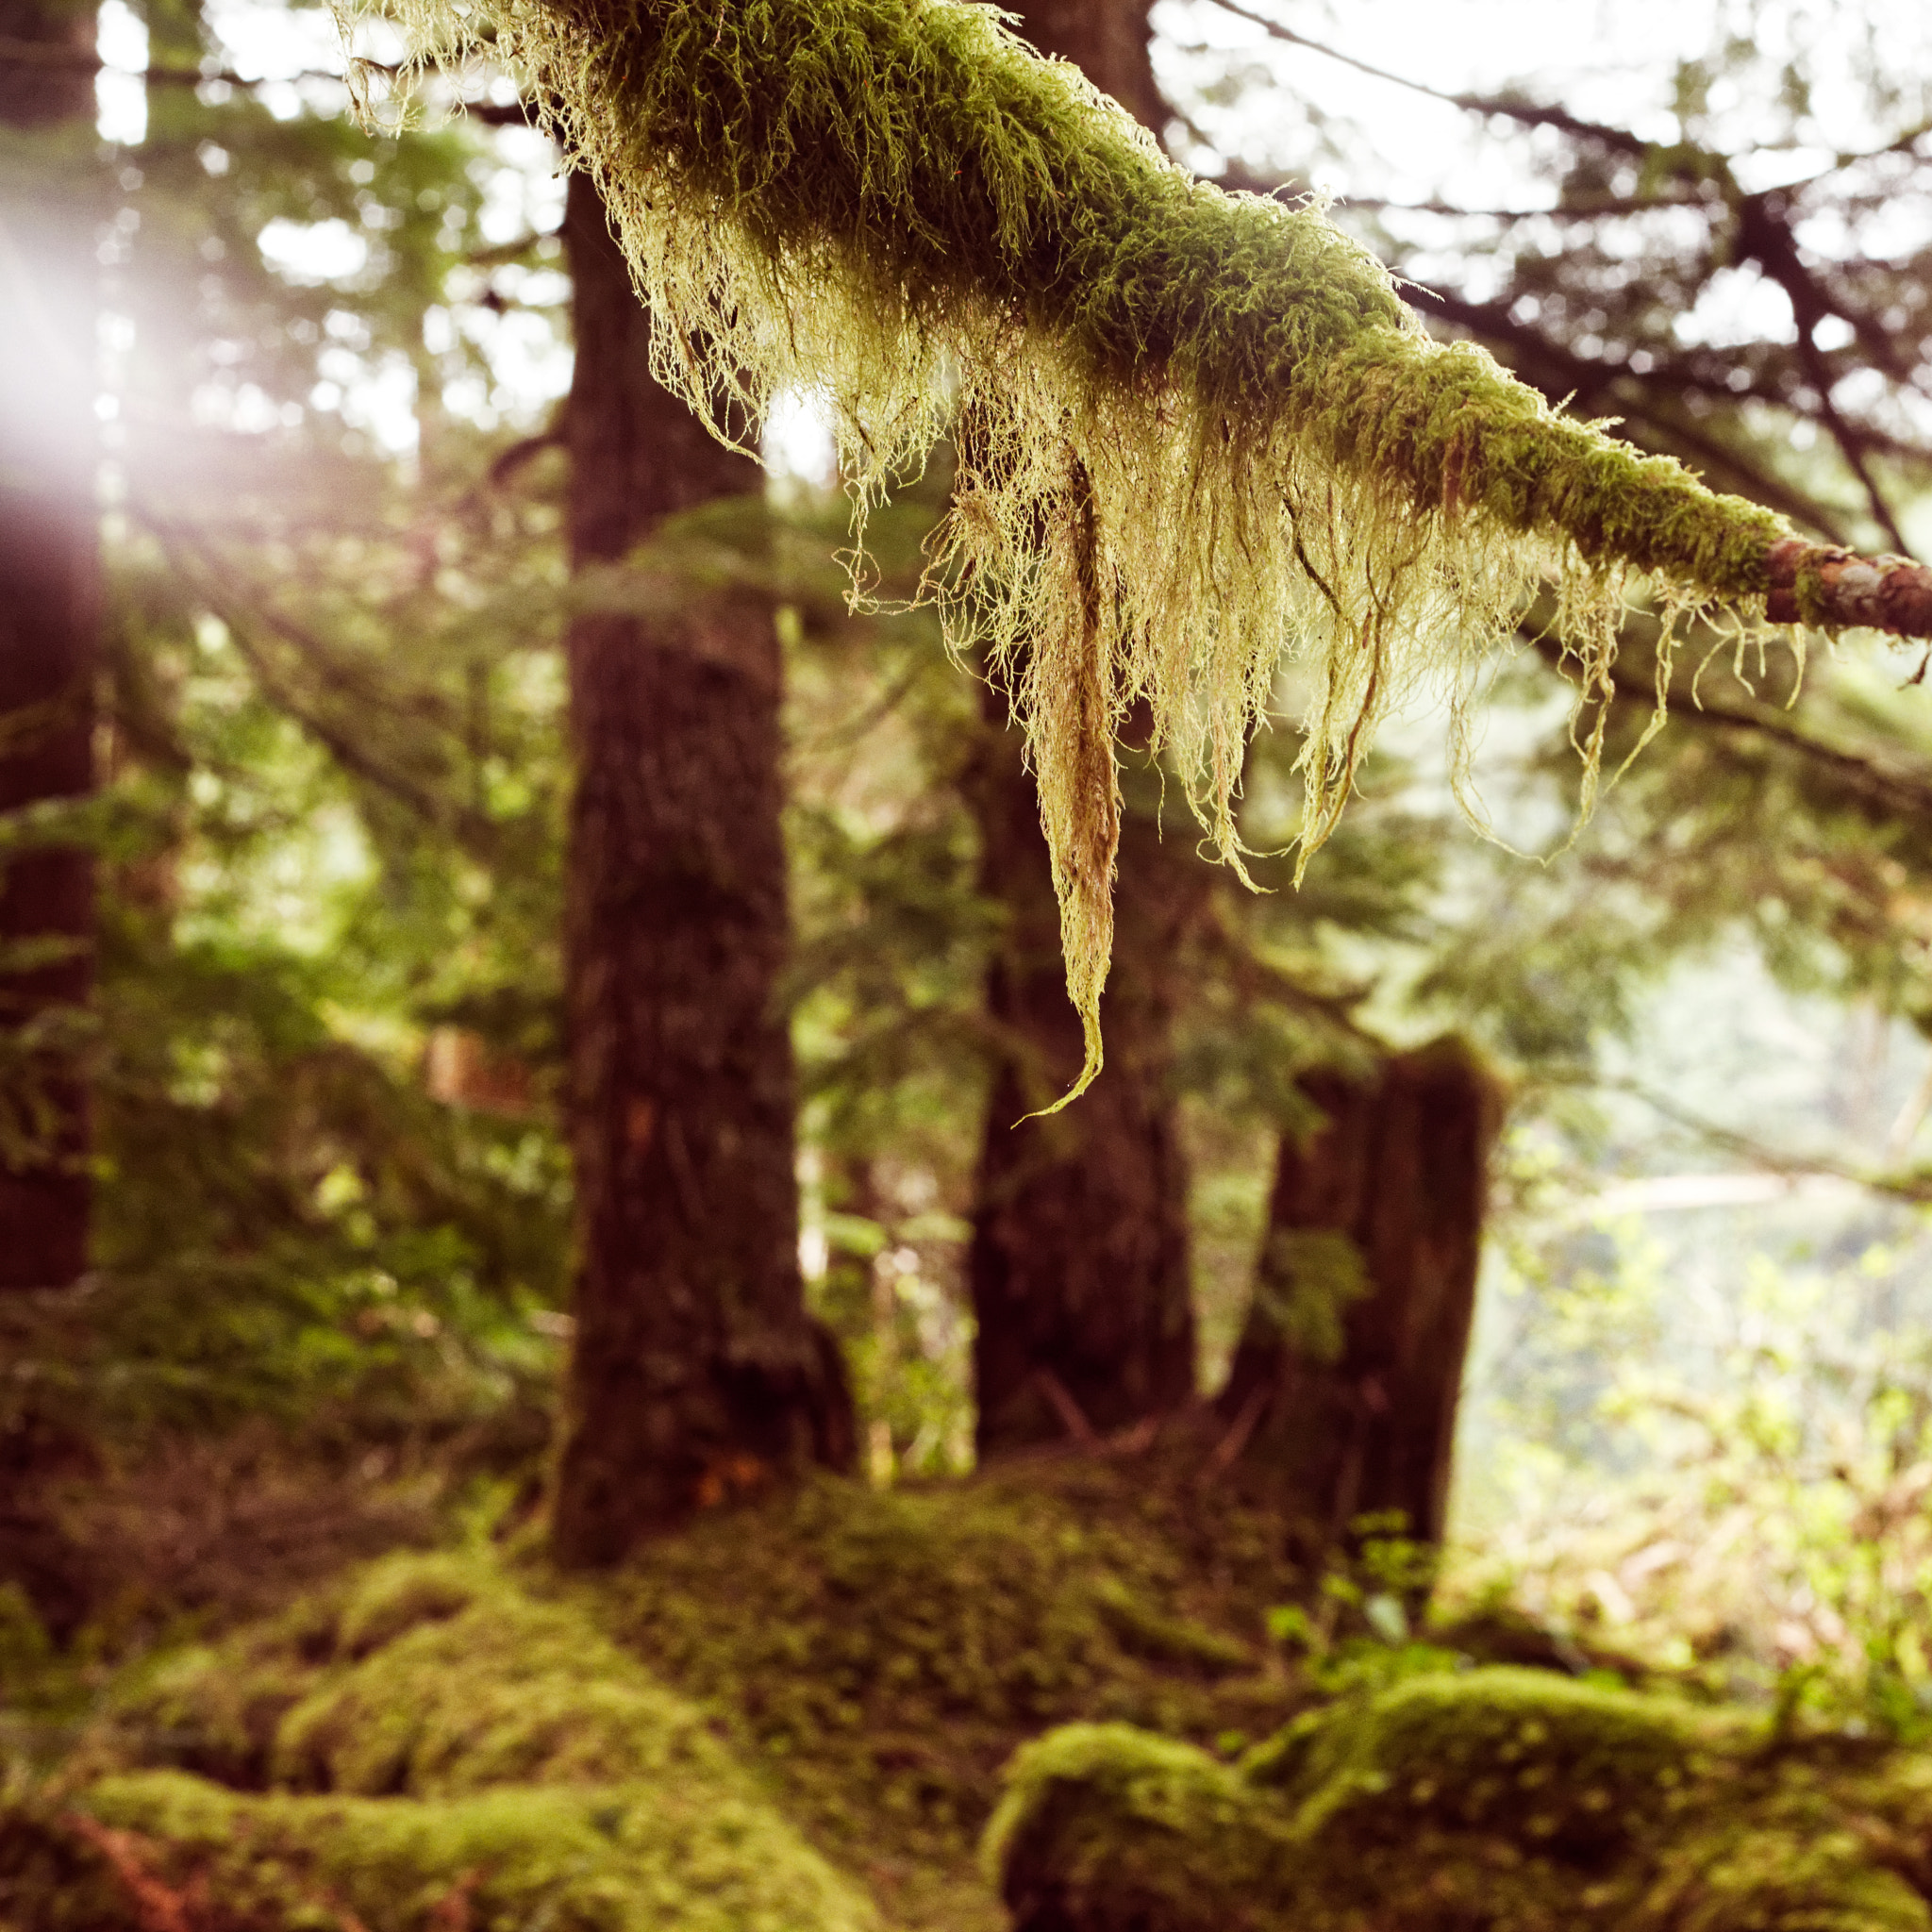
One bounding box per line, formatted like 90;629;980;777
550;174;853;1565
0;0;100;1291
1217;1040;1503;1547
1004;0;1166;127
965;0;1201;1459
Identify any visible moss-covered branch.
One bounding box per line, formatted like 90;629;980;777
353;0;1928;1097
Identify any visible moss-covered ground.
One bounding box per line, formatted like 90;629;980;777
991;1666;1932;1930
0;1452;1307;1931
4;1544;878;1931
9;1452;1932;1930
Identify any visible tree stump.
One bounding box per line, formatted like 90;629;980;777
1217;1039;1504;1547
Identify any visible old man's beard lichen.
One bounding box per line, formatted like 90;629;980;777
347;0;1790;1102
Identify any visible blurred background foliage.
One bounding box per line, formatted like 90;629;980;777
4;0;1932;1721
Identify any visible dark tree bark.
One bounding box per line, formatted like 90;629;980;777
1006;0;1166;127
1217;1040;1503;1547
965;0;1203;1459
550;175;853;1565
0;0;100;1291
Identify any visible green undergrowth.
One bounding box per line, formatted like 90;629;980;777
990;1665;1932;1931
2;1460;1311;1932
2;1549;877;1931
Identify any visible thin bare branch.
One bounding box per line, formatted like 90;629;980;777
1766;540;1932;636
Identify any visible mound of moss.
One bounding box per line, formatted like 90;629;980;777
2;1550;877;1931
598;1464;1304;1867
990;1665;1932;1932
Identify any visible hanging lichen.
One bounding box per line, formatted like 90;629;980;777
342;0;1798;1101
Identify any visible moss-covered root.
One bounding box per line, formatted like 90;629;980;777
48;1551;881;1932
987;1667;1932;1932
987;1724;1294;1932
5;1770;876;1932
109;1549;733;1797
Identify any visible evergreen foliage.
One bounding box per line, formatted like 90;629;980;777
0;7;582;1463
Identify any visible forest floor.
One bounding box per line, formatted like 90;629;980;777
7;1429;1932;1930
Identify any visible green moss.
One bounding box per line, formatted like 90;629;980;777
1792;552;1840;631
987;1724;1293;1932
68;1493;1296;1931
274;1585;728;1798
1645;1816;1928;1932
53;1769;875;1932
598;1468;1301;1874
335;1548;489;1658
989;1666;1932;1932
111;1552;741;1804
0;1585;52;1684
45;1551;878;1931
112;1640;317;1789
1090;1578;1255;1675
1286;1665;1734;1851
32;1490;1932;1932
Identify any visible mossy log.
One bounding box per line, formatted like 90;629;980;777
990;1666;1932;1932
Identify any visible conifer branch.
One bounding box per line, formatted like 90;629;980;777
147;523;503;857
1525;623;1932;824
448;0;1932;628
1574;1071;1932;1208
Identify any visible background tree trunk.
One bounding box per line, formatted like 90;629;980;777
1002;0;1166;127
1217;1040;1504;1547
0;0;100;1291
550;175;853;1565
965;0;1204;1459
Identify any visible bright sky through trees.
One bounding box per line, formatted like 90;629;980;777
95;0;1930;492
1168;0;1932;548
1168;0;1932;193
